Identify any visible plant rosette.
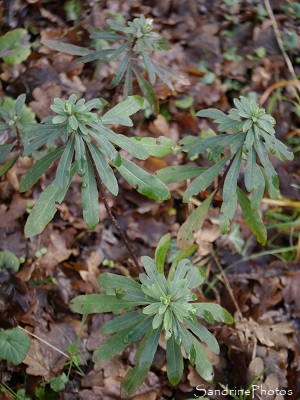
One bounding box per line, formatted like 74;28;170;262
70;238;233;397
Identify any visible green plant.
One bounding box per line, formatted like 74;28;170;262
0;94;35;177
0;29;31;65
155;96;294;248
0;327;30;365
42;14;174;114
70;235;233;398
20;94;173;237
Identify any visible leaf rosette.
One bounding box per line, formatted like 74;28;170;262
70;236;233;397
20;94;172;237
156;96;294;247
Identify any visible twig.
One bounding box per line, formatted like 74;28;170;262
86;146;142;273
263;0;300;92
212;252;243;320
19;326;70;359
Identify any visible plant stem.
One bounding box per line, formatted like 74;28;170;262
86;147;142;273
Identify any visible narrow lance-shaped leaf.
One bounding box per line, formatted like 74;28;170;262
0;154;18;177
15;94;26;116
219;148;242;234
196;303;234;324
251;165;265;209
142;52;156;85
0;143;15;163
121;327;161;397
55;134;75;189
155;165;207;184
236;186;267;245
177;190;216;249
99;271;142;293
75;134;87;176
166;334;184;386
87;142;118;196
183;157;229;203
101;95;144;127
81;152;99;230
101;310;144;335
135;136;175;157
155;233;171;274
132;67;159;115
41;40;91;56
94;124;148;160
117;158;170;201
20;147;65;192
183;316;220;354
94;325;139;363
24;165;76;237
123;64;133;98
70;294;148;315
110;50;132;88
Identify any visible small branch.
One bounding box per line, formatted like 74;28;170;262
86;147;142;273
264;0;300;92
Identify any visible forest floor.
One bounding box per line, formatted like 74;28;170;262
0;0;300;399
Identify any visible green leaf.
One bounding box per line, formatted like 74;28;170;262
196;108;228;121
236;187;267;245
0;327;30;365
70;294;147;314
94;124;148;160
81;154;99;230
123;64;133;97
220;148;242;233
155;233;171;274
50;373;68;392
124;317;153;343
94;326;136;362
89;129;122;167
196;303;234;324
0;154;18;177
0;143;15;163
20;147;64;192
117;158;170;201
75;134;87;176
174;96;194;109
192;336;214;382
121;328;161;397
244;146;256;192
183;317;219;354
136;136;175;157
55;134;75;189
153;63;174;90
41;40;91;56
102;96;144;127
142;52;156;85
133;68;159;115
24;165;75;237
251;166;265;209
109;42;130;61
110;50;132;88
155;165;206;184
183;157;229;202
166;334;184;386
0;29;31;65
99;272;142;292
87;142;118;196
15;93;26;116
177;191;216;249
78;48;114;63
101;310;144;334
